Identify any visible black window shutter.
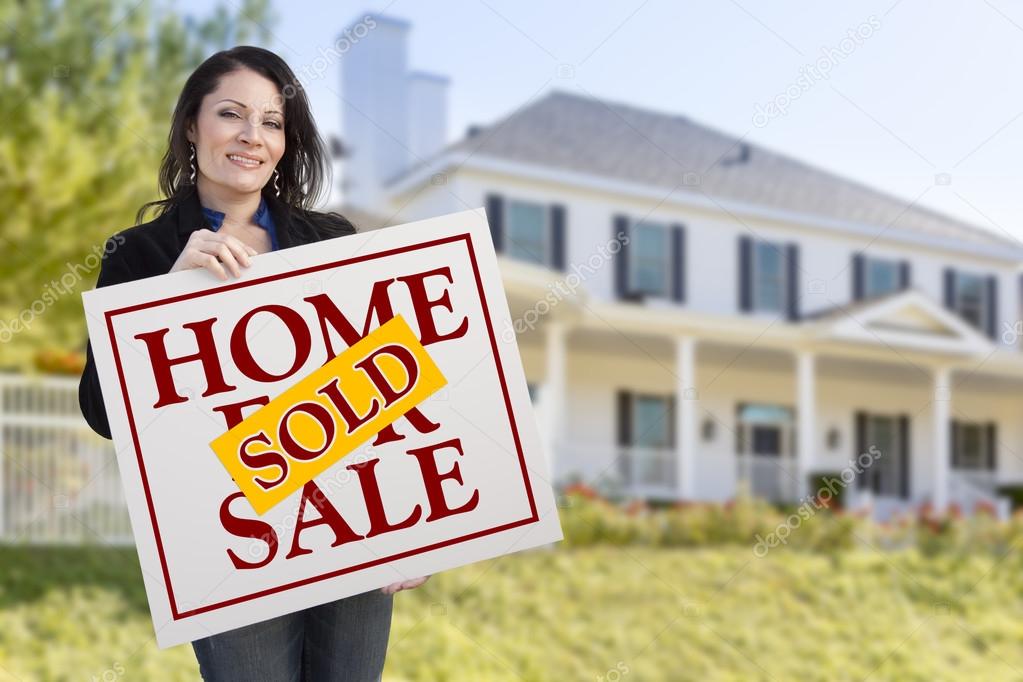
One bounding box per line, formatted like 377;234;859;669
899;260;911;291
616;391;633;446
852;254;865;301
667;395;676;447
666;395;677;489
616;390;633;484
786;243;800;321
486;194;504;253
671;224;686;303
613;215;630;300
549;204;566;271
855;412;868;490
950;420;960;468
986;422;997;471
986;275;998;340
943;268;956;310
739;236;752;312
898;414;911;500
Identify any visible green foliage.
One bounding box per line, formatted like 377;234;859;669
559;489;860;553
3;544;1023;680
0;0;274;368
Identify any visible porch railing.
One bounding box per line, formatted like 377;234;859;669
950;469;1011;518
617;446;677;499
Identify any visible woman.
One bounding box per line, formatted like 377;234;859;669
77;46;427;681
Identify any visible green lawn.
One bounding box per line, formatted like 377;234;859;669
1;544;1022;681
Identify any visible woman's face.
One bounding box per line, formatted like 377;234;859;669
186;68;286;199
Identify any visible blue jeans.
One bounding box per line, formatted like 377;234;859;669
191;589;394;681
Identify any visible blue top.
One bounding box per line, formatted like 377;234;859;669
201;196;280;251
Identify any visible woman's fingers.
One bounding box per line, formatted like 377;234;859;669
169;229;258;279
197;252;229;281
380;575;431;594
186;230;260;278
195;234;251;277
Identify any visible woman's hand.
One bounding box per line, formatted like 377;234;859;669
170;229;257;280
380;575;430;595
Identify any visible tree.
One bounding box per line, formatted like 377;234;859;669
0;0;274;371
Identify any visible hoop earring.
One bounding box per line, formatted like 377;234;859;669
273;168;280;197
188;143;197;184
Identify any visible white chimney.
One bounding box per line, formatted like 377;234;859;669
340;14;448;211
408;71;449;166
340;14;409;210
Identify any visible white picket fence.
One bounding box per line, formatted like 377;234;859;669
0;373;132;545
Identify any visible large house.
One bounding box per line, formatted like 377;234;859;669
338;15;1023;517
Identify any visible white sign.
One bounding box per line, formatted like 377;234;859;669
82;207;563;648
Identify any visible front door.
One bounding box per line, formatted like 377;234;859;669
856;413;909;500
736;403;795;502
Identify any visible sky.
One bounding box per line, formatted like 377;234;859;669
175;0;1023;244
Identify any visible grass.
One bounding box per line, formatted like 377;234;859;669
1;543;1023;681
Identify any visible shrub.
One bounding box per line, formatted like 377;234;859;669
556;485;1019;557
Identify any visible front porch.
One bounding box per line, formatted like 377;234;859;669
509;282;1023;518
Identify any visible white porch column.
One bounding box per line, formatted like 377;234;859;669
541;321;567;485
796;351;815;501
676;336;697;499
932;366;951;513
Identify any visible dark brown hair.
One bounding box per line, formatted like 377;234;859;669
136;45;354;239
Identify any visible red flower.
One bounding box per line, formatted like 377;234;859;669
974;500;997;517
624;499;647;516
562;483;599;500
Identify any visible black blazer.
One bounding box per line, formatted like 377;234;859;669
77;187;356;439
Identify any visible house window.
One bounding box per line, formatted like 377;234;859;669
506;200;548;265
953;422;993;471
864;257;900;297
954;272;987;330
617;391;674;491
753;241;786;312
632;395;671;448
629;221;671;297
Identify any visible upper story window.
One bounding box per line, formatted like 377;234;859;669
752;241;786;312
955;272;987;329
944;268;996;338
485;193;566;270
739;237;800;320
506;200;548;265
865;258;899;297
630;221;671;297
853;254;909;301
613;215;685;303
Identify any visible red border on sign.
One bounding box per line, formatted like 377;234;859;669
104;233;539;620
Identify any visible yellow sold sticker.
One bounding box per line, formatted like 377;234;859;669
210;314;447;515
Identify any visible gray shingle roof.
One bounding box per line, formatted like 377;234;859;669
402;89;1017;251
